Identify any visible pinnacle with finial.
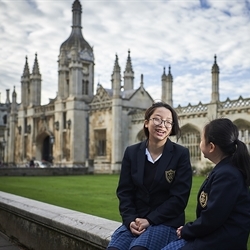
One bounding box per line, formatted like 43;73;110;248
32;53;40;75
125;49;133;72
212;54;219;73
140;74;144;87
22;56;30;77
113;54;120;72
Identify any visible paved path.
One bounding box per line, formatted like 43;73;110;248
0;232;22;250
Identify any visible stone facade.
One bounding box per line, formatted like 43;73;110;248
0;90;9;165
1;0;250;173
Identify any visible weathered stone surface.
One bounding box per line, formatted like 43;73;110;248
0;191;121;250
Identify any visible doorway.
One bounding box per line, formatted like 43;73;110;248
42;136;51;162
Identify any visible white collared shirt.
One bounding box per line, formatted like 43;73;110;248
145;148;162;163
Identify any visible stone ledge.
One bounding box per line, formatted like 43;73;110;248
0;191;121;250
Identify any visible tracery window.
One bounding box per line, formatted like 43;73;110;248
179;125;201;163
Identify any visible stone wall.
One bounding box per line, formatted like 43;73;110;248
0;191;121;250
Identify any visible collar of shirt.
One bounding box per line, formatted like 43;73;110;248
145;148;162;164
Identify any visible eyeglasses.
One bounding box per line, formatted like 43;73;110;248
149;117;174;128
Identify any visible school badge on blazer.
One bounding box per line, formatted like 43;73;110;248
165;169;176;183
199;191;208;208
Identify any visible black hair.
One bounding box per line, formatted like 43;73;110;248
143;101;181;140
204;118;250;186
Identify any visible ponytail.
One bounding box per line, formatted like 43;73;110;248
204;118;250;186
232;140;250;186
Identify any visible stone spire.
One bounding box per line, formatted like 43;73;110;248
167;66;173;82
211;55;220;103
5;89;10;104
22;56;30;77
125;50;133;72
12;86;17;99
21;56;30;107
32;53;40;75
123;50;134;91
140;74;144;88
162;66;173;106
60;0;92;54
161;66;167;80
113;54;120;72
111;54;121;97
111;54;122;173
72;0;82;30
211;54;219;74
30;53;42;106
11;86;17;113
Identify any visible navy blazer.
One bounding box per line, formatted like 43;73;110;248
181;157;250;250
117;139;192;229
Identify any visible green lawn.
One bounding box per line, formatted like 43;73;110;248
0;175;249;248
0;175;121;221
0;175;201;222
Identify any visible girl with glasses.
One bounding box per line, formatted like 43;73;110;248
107;102;192;250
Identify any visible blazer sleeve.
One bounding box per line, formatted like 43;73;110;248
181;167;242;240
116;146;139;228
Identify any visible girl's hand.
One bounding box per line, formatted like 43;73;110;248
135;218;150;232
176;226;183;238
129;218;150;236
130;221;145;235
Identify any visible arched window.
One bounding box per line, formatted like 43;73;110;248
3;114;7;125
66;79;69;97
82;80;89;95
179;125;201;163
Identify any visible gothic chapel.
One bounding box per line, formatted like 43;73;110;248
3;0;158;173
2;0;250;173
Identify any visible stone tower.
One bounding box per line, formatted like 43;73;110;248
58;0;94;101
30;54;41;106
54;0;95;167
20;54;41;108
7;88;17;165
161;66;173;106
123;50;134;91
20;56;30;108
111;55;122;172
211;55;220;103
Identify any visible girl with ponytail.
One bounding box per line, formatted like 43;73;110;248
162;118;250;250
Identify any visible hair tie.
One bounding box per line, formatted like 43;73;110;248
233;139;239;152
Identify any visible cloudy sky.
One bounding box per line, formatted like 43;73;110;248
0;0;249;107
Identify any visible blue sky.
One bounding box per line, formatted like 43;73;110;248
0;0;249;107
